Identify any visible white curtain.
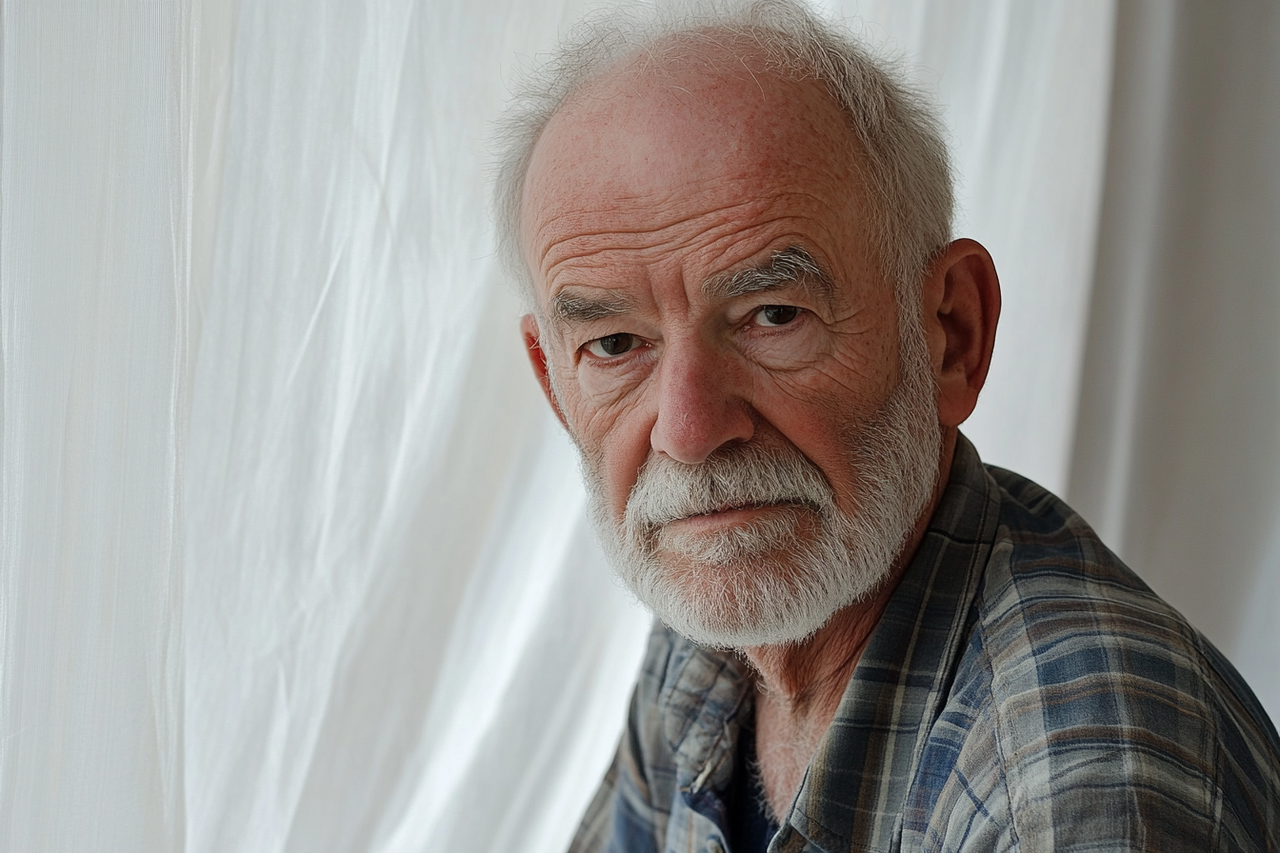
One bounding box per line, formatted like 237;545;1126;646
1069;1;1280;716
2;1;1276;851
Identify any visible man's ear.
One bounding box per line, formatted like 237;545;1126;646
921;238;1001;428
520;313;570;430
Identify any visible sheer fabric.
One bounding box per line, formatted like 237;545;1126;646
1;1;1276;851
1070;0;1280;716
1;3;191;850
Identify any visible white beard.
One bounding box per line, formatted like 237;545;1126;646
580;325;942;649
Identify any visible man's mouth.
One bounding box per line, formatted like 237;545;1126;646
668;500;809;528
688;501;771;518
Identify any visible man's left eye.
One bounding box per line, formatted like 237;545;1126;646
754;305;800;327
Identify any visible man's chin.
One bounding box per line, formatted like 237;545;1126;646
619;557;851;650
648;595;837;650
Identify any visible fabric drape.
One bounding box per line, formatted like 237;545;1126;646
2;1;1276;851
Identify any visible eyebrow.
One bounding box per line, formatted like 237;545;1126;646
548;291;634;324
702;245;836;303
546;245;834;326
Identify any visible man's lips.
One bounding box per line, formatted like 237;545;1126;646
662;501;803;532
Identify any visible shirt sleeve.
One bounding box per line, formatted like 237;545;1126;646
567;743;626;853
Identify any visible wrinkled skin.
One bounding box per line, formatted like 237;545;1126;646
522;48;900;534
515;38;1000;818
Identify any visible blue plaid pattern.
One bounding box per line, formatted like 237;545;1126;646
569;435;1280;852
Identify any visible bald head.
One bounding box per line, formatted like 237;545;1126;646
493;0;954;310
521;38;874;302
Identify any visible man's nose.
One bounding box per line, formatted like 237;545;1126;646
649;340;754;464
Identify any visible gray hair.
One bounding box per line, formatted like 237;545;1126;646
492;0;954;321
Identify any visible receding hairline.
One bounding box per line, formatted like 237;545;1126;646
545;25;837;105
521;27;874;199
493;0;955;325
518;42;876;310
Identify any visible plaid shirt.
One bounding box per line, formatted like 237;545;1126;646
569;436;1280;852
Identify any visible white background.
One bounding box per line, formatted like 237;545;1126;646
2;1;1277;851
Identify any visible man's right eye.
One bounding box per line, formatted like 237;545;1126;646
585;333;638;358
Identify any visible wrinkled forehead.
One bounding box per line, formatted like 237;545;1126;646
518;37;871;285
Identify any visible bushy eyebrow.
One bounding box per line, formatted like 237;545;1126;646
548;291;633;325
545;246;833;328
702;245;835;303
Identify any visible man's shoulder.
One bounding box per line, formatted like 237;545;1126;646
956;463;1280;849
975;463;1257;699
978;462;1195;662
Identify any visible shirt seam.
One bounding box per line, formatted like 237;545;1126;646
977;620;1023;852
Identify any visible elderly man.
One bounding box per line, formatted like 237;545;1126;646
494;1;1280;850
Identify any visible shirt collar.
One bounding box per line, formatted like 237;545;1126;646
659;637;753;810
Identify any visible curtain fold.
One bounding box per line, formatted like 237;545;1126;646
1;2;1276;852
180;3;652;850
1068;0;1280;714
0;3;192;849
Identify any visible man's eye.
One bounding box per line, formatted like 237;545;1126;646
755;305;800;327
585;333;639;358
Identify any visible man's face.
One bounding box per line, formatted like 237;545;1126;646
519;47;942;647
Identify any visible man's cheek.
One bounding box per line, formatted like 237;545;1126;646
566;391;641;452
576;360;649;404
568;399;655;502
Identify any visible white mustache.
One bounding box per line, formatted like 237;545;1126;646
625;441;836;532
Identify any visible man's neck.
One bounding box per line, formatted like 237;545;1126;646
742;427;957;710
743;581;903;823
739;428;958;819
742;577;901;719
